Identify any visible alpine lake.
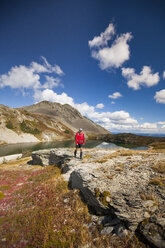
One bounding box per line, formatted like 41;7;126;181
0;140;148;157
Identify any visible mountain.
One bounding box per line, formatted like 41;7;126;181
0;101;109;145
20;101;109;135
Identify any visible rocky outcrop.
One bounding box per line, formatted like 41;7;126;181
0;127;40;144
32;149;71;168
31;148;165;248
137;216;165;248
0;153;22;164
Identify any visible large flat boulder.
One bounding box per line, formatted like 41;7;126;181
32;148;72;168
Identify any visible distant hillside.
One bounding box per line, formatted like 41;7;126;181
103;133;165;147
0;101;109;145
21;101;110;135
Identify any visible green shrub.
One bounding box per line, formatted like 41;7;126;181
22;149;33;158
20;121;40;134
64;129;70;134
33;128;40;134
6;120;13;129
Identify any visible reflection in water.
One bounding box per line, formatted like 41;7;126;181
95;142;125;149
132;146;148;151
0;140;102;157
0;140;148;157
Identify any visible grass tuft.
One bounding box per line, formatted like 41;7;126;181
139;192;157;203
0;185;11;191
83;154;93;159
93;158;108;163
151;162;165;173
131;164;141;169
149;177;165;187
0;191;5;200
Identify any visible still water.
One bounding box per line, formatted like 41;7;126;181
0;140;148;157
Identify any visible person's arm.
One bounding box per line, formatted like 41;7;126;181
83;133;85;144
75;133;78;144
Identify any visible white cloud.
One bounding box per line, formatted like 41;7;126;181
108;92;122;99
92;33;132;69
89;22;133;70
111;101;115;104
31;57;64;75
154;89;165;104
88;23;115;48
0;57;64;91
96;103;104;109
122;66;160;90
76;102;95;116
139;122;157;129
30;62;48;73
42;76;62;89
34;89;75;106
40;56;64;75
163;71;165;79
157;121;165;125
0;65;40;89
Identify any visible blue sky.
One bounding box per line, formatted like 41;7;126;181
0;0;165;133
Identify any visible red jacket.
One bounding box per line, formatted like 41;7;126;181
75;132;85;144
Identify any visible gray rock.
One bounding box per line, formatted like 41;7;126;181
142;200;155;208
97;216;105;225
139;217;165;248
101;226;114;235
90;215;100;223
32;148;71;167
114;224;128;238
104;218;121;227
144;212;150;219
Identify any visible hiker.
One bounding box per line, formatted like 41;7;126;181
74;128;85;159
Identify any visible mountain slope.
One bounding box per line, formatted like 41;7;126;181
21;101;110;134
0;104;74;144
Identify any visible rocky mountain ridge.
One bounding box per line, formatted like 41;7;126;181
20;101;109;135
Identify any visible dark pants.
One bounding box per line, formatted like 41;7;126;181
76;143;83;148
74;143;83;158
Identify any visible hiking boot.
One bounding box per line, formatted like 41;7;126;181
74;150;77;158
80;151;83;159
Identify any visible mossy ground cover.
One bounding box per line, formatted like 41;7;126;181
0;159;147;248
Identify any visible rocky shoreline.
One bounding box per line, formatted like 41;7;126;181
31;148;165;248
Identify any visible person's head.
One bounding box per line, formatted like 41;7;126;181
79;128;82;132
